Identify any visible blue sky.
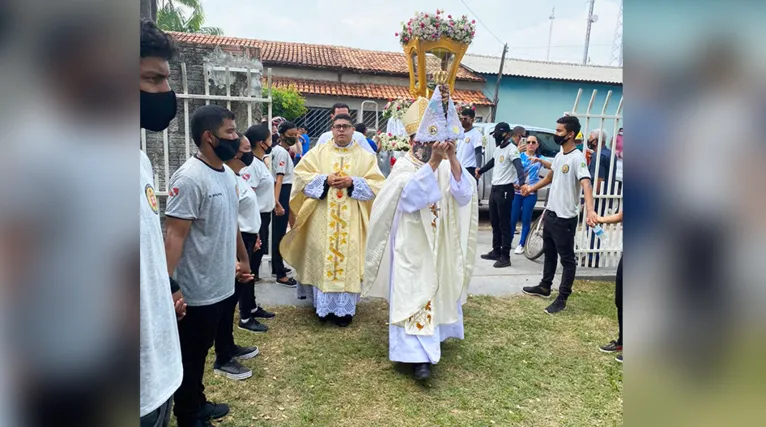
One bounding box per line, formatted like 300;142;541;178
199;0;622;65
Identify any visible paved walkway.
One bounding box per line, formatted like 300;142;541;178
255;227;617;307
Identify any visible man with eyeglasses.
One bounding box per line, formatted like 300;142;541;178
280;114;385;327
316;103;376;154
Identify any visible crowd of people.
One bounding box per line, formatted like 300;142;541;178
140;20;622;427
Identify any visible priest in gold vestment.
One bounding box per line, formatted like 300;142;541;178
364;87;479;380
280;113;385;327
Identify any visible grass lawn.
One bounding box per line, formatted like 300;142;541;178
196;280;622;427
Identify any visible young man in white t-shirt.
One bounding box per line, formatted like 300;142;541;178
457;108;484;182
271;121;299;287
476;123;527;268
139;20;183;427
521;116;597;314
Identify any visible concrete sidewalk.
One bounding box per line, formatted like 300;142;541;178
255;227;617;307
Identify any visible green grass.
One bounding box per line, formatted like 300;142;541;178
194;281;622;426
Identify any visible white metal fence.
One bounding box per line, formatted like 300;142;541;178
293;100;383;143
567;89;623;268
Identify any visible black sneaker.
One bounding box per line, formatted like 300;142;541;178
238;318;268;333
233;344;260;360
335;315;353;327
277;277;298;288
522;285;552;298
413;363;431;380
493;257;511;268
599;340;623;353
200;402;230;420
480;250;501;260
213;360;252;381
544;298;567;314
251;305;275;319
615;353;623;363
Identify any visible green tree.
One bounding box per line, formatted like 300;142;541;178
157;0;222;35
265;85;308;121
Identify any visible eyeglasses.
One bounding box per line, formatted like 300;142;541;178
332;124;353;130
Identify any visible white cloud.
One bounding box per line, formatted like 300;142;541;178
199;0;622;66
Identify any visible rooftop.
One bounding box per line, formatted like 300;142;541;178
461;54;623;84
271;77;492;106
169;32;485;82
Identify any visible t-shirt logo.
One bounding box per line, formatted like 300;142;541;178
499;155;505;163
581;162;587;168
169;187;180;197
242;173;251;181
278;161;285;167
465;137;471;144
562;164;570;174
145;184;159;214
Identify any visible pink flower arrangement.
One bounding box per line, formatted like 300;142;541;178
398;10;477;46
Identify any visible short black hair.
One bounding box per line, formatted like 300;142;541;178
278;121;297;135
556;116;581;136
140;19;177;60
460;108;475;118
512;126;526;137
245;123;271;144
331;103;350;115
333;114;353;124
190;105;235;147
354;122;367;134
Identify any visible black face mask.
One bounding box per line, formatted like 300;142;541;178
494;133;507;146
140;90;177;132
553;134;569;145
240;151;254;166
211;134;240;161
264;145;273;155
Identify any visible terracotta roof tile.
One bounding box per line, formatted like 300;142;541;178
270;77;493;106
169;32;484;82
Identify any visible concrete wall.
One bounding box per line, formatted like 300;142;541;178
483;76;623;128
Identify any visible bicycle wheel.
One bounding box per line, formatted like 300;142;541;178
524;214;546;260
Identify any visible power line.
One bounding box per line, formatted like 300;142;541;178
510;44;612;49
459;0;505;46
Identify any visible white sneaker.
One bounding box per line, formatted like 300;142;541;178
514;245;524;255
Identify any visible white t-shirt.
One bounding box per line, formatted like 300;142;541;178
317;130;375;153
491;142;521;186
457;127;483;168
235;172;261;233
271;145;294;184
139;150;182;416
547;148;591;219
244;158;276;213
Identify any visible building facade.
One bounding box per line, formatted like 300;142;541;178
461;54;623;129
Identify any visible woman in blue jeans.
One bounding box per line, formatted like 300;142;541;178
511;136;544;254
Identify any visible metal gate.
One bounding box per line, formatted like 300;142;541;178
567;89;623;268
140;62;274;273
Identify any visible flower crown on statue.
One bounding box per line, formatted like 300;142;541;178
376;131;411;152
396;10;476;46
455;102;476;113
382;98;415;120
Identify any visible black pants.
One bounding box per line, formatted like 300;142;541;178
174;300;226;424
616;255;623;345
237;232;258;321
489;184;515;257
272;183;292;279
214;281;245;366
141;397;172;427
540;210;578;299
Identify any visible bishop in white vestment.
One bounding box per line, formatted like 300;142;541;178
364;87;479;380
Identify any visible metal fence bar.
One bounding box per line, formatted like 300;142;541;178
181;63;191;160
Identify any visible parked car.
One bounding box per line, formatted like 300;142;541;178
473;123;559;210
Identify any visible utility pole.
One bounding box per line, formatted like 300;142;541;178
491;43;508;123
141;0;157;21
583;0;596;65
546;7;555;61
